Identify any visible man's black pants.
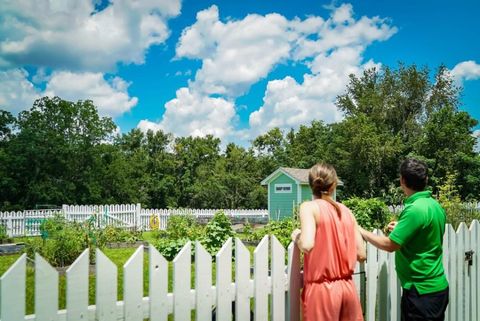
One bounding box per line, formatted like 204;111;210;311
401;286;449;321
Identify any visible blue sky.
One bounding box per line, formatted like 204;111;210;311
0;0;479;146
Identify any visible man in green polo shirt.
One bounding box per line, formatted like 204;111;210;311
359;158;449;321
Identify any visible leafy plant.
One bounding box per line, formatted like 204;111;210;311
437;171;480;228
343;197;392;231
201;210;234;255
26;218;87;267
0;224;12;243
154;238;190;261
96;225;142;245
165;214;202;240
252;218;299;248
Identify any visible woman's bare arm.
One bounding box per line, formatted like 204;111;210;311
349;211;366;262
291;202;317;252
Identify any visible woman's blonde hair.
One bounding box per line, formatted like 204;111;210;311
308;163;341;217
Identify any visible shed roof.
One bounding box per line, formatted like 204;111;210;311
281;167;310;184
261;167;344;186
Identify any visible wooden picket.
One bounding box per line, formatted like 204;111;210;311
471;220;479;321
1;223;480;321
254;236;269;321
195;242;212;321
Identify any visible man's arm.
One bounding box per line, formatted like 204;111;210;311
359;227;401;253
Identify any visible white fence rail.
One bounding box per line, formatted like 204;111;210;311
1;221;479;320
0;205;269;237
388;202;480;215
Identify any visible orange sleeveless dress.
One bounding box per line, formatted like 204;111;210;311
302;199;363;321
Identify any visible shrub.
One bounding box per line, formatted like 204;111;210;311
26;219;86;267
252;217;299;248
153;210;235;258
97;226;142;245
437;171;480;228
26;215;144;267
202;211;234;255
0;224;11;243
166;214;203;240
155;238;190;261
343;197;391;231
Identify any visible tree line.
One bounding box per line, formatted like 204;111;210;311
0;63;478;211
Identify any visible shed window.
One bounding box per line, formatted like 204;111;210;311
275;184;292;193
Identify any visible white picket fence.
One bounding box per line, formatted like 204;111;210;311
388;202;480;215
1;221;478;321
0;204;269;237
0;236;300;321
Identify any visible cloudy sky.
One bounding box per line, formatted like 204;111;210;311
1;0;479;145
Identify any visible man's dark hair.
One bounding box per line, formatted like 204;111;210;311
399;158;428;191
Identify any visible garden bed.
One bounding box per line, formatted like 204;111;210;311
105;240;149;249
0;242;25;255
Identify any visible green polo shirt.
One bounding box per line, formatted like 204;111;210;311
389;190;449;294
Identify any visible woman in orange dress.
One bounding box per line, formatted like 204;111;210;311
291;163;366;321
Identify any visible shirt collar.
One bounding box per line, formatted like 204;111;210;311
404;190;432;205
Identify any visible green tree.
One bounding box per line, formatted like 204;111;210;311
173;135;221;207
3;97;116;208
334;63;479;198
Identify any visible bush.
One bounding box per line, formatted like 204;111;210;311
165;214;203;240
155;238;190;261
26;215;144;267
343;197;391;231
0;224;11;243
26;218;87;267
152;210;235;258
202;211;234;255
437;172;480;228
96;226;142;245
252;218;299;248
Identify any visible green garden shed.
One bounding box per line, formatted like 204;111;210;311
261;167;342;220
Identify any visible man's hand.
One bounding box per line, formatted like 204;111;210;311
387;221;398;232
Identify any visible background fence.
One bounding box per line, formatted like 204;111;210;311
0;204;269;237
388;202;480;215
1;221;479;321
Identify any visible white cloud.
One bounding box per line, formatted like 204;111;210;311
0;0;181;71
0;68;40;114
248;5;393;137
176;5;323;97
145;4;396;142
474;130;480;153
451;60;480;84
0;68;137;117
44;71;138;117
139;87;236;140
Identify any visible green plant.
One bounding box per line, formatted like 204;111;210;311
97;225;142;245
0;224;10;243
26;219;86;267
154;238;190;260
166;214;201;240
39;213;68;239
201;211;234;255
343;197;391;231
241;220;254;241
252;218;299;248
437;171;480;228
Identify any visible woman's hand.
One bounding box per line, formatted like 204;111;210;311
291;228;301;243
